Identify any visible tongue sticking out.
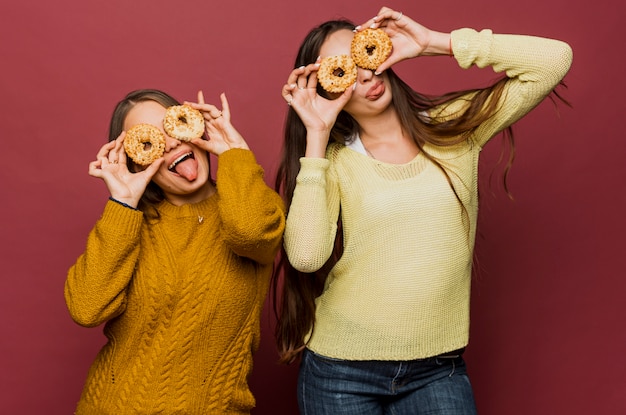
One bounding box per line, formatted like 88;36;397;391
174;158;198;181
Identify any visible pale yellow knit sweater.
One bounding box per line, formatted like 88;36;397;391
65;149;285;414
284;29;572;360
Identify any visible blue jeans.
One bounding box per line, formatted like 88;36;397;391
298;348;477;415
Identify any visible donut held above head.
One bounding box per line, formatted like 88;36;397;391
163;105;205;141
317;55;358;93
124;123;166;166
350;28;393;70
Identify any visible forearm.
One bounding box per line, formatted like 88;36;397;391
452;28;572;85
304;130;332;158
65;200;143;327
422;30;452;56
451;28;573;144
216;148;286;264
283;157;339;272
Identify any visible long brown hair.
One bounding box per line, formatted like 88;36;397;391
108;89;213;218
271;19;566;364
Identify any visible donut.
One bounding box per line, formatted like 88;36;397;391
317;55;357;93
123;123;166;166
162;105;205;141
350;28;393;70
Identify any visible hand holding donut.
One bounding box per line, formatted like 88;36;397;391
88;132;163;208
357;7;452;74
282;62;353;155
187;91;249;156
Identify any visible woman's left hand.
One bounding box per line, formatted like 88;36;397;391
187;91;249;156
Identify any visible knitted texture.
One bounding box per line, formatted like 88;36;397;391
283;29;572;361
65;149;285;414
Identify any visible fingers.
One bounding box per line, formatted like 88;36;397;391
94;132;126;169
307;57;321;89
90;132;130;178
141;158;164;178
95;136;118;159
110;135;127;168
88;159;103;178
190;137;209;151
219;93;230;119
282;62;321;107
373;7;402;26
194;90;224;119
201;93;230;130
357;7;404;31
187;99;223;121
336;82;355;106
108;133;125;165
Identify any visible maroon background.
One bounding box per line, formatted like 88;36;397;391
1;1;623;414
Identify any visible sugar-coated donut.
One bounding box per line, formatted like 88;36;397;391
350;28;392;70
124;124;166;166
317;55;358;93
163;105;205;141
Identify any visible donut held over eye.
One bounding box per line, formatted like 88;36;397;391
163;105;205;141
124;124;166;166
350;28;393;70
317;55;358;93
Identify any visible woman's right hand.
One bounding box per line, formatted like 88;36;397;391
88;132;163;208
281;61;354;157
358;7;452;74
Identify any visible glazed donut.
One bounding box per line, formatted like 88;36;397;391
123;123;166;166
350;28;393;70
163;105;205;141
317;55;358;93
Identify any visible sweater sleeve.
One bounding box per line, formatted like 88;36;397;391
215;148;285;265
450;28;573;147
64;200;144;327
283;155;341;273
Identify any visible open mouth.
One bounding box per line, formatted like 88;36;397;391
168;152;194;172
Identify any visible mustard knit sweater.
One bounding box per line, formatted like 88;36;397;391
65;149;285;414
284;29;573;361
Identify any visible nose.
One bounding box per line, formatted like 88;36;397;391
356;67;375;84
164;134;181;152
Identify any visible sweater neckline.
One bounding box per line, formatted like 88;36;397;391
157;195;217;219
346;134;423;167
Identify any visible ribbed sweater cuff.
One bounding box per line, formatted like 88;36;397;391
451;28;494;70
100;199;144;237
218;147;256;165
297;157;330;186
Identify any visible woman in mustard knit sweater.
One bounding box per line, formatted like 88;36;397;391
273;6;572;414
65;89;285;414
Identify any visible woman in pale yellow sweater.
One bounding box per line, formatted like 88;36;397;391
65;89;285;414
273;6;572;415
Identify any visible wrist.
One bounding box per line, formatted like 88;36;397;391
305;131;330;158
109;196;139;210
423;31;452;56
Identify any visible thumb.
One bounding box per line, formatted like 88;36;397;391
336;82;356;104
374;58;397;75
143;158;165;179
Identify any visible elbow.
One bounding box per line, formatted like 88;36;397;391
287;252;326;273
67;306;106;328
561;41;573;62
226;221;286;265
291;262;322;274
65;291;123;328
554;41;574;79
283;240;331;274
